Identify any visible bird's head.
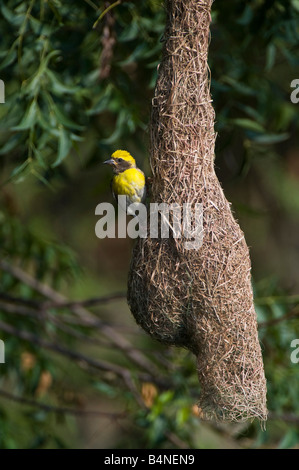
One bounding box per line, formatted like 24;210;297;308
103;150;136;174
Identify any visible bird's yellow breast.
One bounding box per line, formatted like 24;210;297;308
112;168;146;203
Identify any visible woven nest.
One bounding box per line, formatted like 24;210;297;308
127;0;267;423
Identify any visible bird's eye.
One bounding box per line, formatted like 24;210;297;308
117;158;123;163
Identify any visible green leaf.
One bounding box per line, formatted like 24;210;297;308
70;133;84;142
251;133;289;144
0;47;17;70
157;390;174;404
87;85;114;115
12;100;39;131
222;77;256;97
236;5;253;25
25;51;61;97
33;146;47;169
118;44;148;66
236;104;265;124
52;104;84;131
1;5;25;26
48;0;63;23
52;127;72;167
0;135;22;155
101;111;127;144
94;381;117;397
118;21;139;42
31;169;54;189
292;0;299;11
41;50;61;69
232;118;265;133
9;159;31;180
265;44;276;71
278;429;299;449
29;16;54;37
45;70;80;96
139;15;165;33
176;406;190;427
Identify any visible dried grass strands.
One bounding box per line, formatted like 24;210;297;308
128;0;267;423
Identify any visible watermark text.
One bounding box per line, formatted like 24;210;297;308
0;80;5;104
0;340;5;364
290;339;299;364
95;197;203;250
290;79;299;104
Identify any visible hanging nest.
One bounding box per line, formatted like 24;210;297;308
127;0;267;423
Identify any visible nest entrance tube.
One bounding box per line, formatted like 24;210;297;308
128;0;267;423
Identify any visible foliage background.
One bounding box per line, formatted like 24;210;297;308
0;0;299;449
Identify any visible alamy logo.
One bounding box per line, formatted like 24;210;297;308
290;339;299;364
0;340;5;364
0;80;5;104
95;196;203;250
290;79;299;104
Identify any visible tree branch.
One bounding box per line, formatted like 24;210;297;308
0;388;125;419
0;319;169;390
258;305;299;328
0;260;158;375
268;411;299;425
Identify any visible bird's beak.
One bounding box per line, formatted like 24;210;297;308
103;158;115;166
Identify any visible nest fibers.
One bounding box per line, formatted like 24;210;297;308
127;0;267;423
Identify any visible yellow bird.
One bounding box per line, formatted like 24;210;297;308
104;150;146;214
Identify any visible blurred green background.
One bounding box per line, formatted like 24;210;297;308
0;0;299;449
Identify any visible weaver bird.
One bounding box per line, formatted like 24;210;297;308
104;150;146;214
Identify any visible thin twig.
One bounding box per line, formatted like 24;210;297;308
259;305;299;328
0;319;148;404
0;291;127;309
0;292;135;332
0;293;42;308
0;299;120;348
0;389;125;419
0;301;45;318
0;319;169;390
93;0;121;29
0;260;158;375
0;319;127;377
255;295;299;306
268;411;299;425
42;293;127;309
